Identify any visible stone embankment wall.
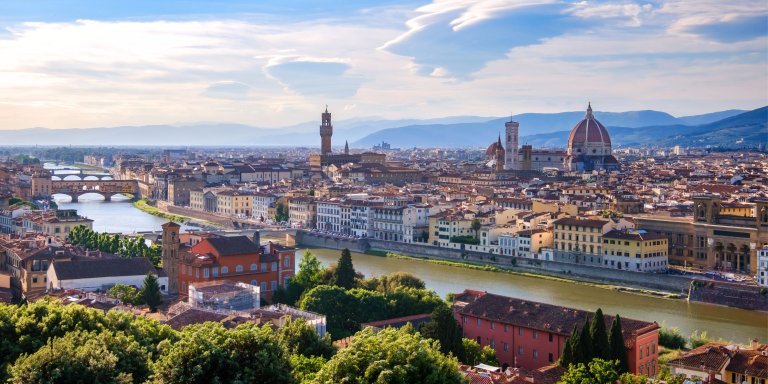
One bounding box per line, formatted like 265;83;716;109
162;204;232;226
296;231;692;293
688;281;768;312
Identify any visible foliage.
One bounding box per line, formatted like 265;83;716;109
361;271;426;293
140;273;163;312
299;285;444;340
450;235;480;245
461;338;499;366
273;251;325;306
108;284;142;305
275;202;289;223
689;330;711;349
608;315;629;373
151;322;294;384
658;326;687;350
580;319;594;364
13;154;40;164
276;318;335;359
590;308;610;360
9;330;150;384
290;354;326;383
313;325;465;384
470;218;482;238
419;304;463;360
331;248;356;289
8;197;38;209
68;225;162;265
558;358;621;384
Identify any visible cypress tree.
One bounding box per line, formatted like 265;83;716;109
579;319;593;364
609;315;630;373
560;336;574;367
590;308;610;360
332;248;356;289
569;324;583;365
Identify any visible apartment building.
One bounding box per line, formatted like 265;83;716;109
602;229;669;272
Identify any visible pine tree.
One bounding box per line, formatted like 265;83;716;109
140;272;163;312
590;308;610;360
579;319;593;364
560;334;574;367
332;248;356;289
609;315;630;373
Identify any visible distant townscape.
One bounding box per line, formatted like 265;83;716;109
0;105;766;384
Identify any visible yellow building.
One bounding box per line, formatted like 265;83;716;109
602;229;668;272
429;211;474;246
215;190;253;217
0;236;75;298
552;217;633;267
21;209;93;239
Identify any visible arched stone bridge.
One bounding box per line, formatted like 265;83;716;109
51;170;112;180
50;180;140;202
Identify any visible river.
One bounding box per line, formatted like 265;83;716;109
305;247;767;344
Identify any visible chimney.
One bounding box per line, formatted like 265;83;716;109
252;230;260;246
750;339;760;350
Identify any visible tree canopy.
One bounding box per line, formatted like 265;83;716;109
331;248;356;289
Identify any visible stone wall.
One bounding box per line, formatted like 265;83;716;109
296;231;693;293
688;281;768;311
163;205;232;226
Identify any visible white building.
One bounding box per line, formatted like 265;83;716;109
498;233;518;256
758;246;768;287
252;192;278;223
47;258;168;293
349;201;375;237
316;199;342;233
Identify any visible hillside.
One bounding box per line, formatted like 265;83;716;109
352;109;750;148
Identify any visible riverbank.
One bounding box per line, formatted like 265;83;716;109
364;250;684;300
132;198;193;224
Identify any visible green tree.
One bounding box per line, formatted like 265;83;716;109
108;284;141;305
140;273;163;312
590;308;610;360
558;358;621;384
461;338;499;366
276;318;335;359
274;202;289;223
568;324;584;365
275;251;326;306
580;319;593;364
689;330;711;349
289;354;326;383
609;315;630;373
9;330;151;384
419;304;463;359
152;322;294;384
332;248;356;289
470;218;482;239
560;336;575;367
299;285;359;339
313;326;465;384
658;327;687;350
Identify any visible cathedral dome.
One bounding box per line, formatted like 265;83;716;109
486;141;504;157
567;103;611;149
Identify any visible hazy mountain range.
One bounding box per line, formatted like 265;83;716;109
0;108;763;148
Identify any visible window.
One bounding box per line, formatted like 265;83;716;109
203;268;209;278
504;324;508;332
462;316;467;324
235;265;244;273
251;279;257;286
261;263;267;272
518;328;523;336
503;342;509;352
549;333;554;342
490;339;495;348
518;346;523;355
271;281;277;291
271;261;277;271
533;350;538;359
284;256;290;267
250;263;258;271
212;267;219;277
260;282;267;292
477;318;481;327
490;321;495;330
548;353;554;363
533;330;538;339
221;266;229;274
181;264;186;274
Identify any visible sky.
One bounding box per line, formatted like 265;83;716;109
0;0;766;129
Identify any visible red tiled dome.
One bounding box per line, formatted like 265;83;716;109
486;141;503;157
568;103;611;148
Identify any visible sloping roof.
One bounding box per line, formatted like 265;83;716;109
51;258;157;280
204;236;260;256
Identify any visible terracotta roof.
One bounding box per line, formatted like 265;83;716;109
727;350;768;378
197;236;260;257
567;105;611;147
51;257;157;280
454;290;657;339
553;217;608;228
667;343;732;373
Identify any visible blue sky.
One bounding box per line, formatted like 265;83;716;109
0;0;765;129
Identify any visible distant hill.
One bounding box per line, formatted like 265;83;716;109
352;109;752;148
518;107;767;148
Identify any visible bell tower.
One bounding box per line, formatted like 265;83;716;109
504;116;519;170
320;106;333;155
494;134;505;172
161;221;181;295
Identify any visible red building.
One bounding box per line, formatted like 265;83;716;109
453;290;660;377
177;234;295;301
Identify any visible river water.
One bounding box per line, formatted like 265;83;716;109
44;164;766;343
305;248;767;344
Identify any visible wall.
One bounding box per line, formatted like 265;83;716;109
50;274;169;293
